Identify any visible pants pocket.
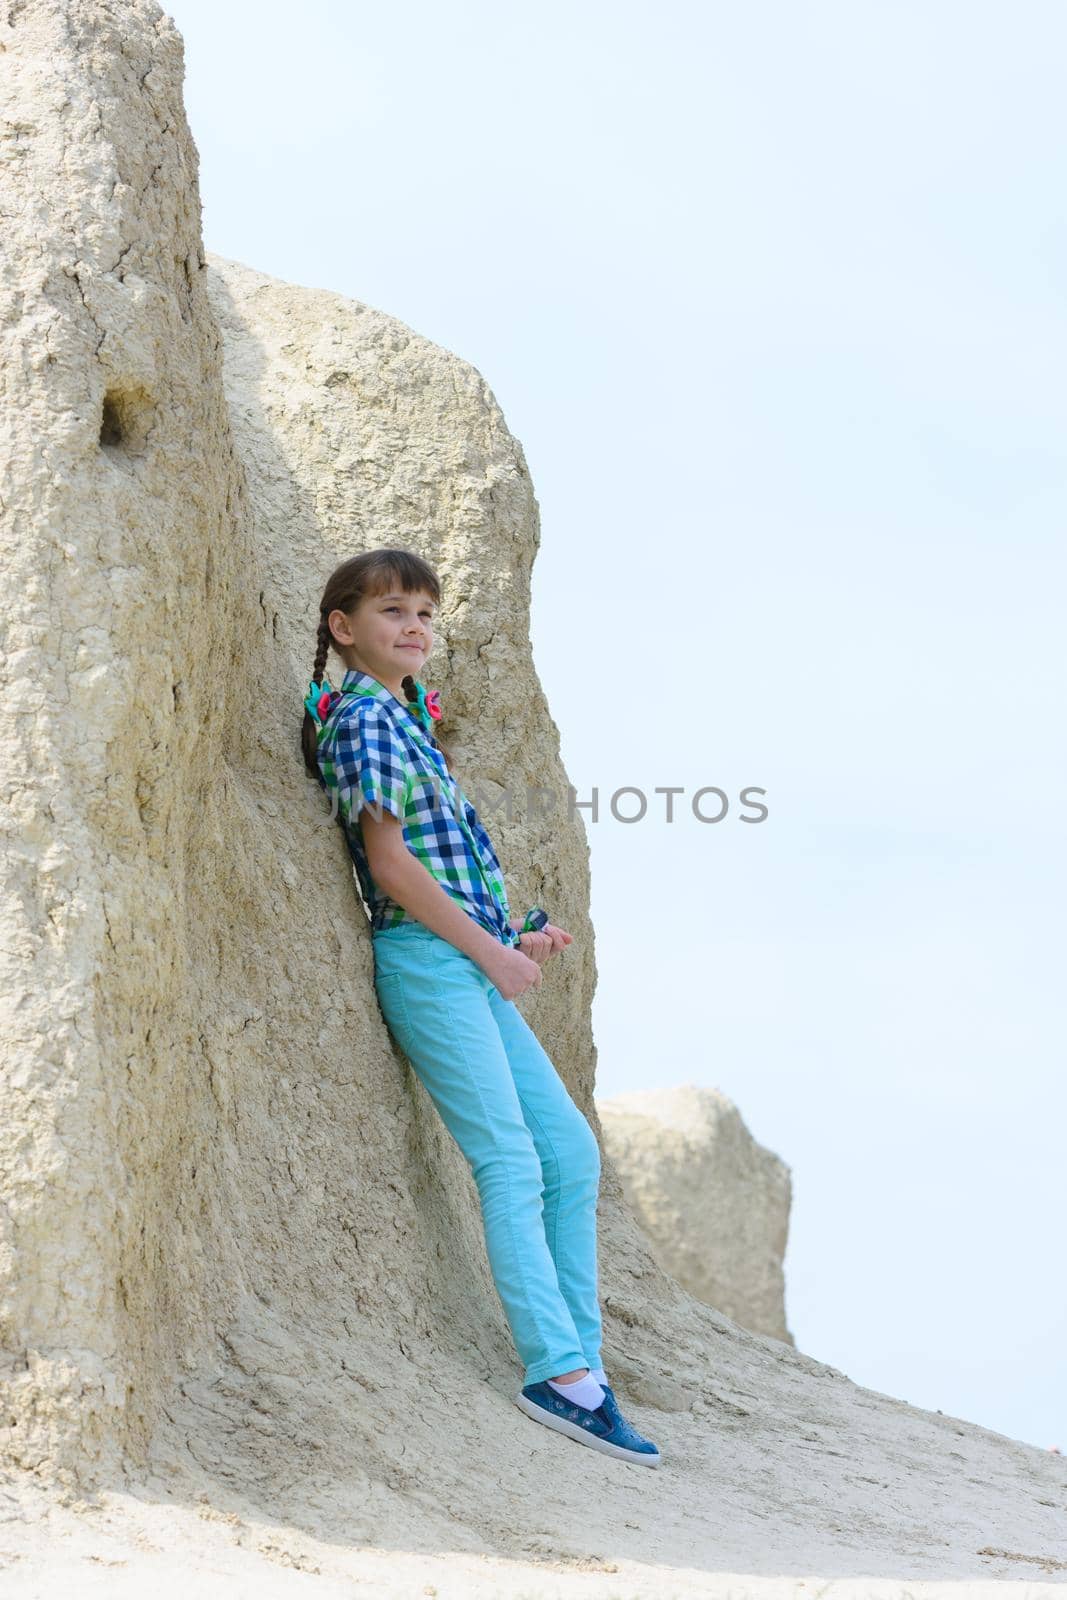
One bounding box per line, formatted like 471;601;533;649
374;970;419;1058
425;936;492;992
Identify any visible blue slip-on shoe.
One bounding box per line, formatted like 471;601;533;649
514;1380;661;1467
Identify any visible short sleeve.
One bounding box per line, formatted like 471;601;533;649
328;701;412;826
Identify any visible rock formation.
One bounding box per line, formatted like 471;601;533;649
598;1085;793;1344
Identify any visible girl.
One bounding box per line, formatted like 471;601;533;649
301;547;661;1467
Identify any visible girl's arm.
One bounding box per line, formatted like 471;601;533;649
361;809;542;996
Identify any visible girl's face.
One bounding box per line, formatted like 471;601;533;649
332;584;437;693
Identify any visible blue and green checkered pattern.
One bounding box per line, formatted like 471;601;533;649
313;667;521;949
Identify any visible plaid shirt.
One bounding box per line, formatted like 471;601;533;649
313;666;521;948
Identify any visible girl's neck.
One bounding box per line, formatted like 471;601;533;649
345;659;409;707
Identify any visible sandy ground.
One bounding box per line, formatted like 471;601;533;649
3;1471;1067;1600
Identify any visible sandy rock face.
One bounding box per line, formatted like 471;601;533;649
598;1085;793;1344
1;0;254;1483
0;0;625;1498
3;1;1067;1588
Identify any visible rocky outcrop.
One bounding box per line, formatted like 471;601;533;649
0;0;631;1498
598;1084;793;1344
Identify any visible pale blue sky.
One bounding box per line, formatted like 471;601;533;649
169;1;1066;1452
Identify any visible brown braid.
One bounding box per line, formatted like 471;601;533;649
300;546;455;782
401;672;455;770
311;617;331;690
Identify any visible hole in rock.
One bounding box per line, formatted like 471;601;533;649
99;386;155;455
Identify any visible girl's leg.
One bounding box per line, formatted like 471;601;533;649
372;930;588;1387
486;985;605;1376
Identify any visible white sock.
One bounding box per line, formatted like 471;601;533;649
587;1365;608;1388
547;1371;605;1410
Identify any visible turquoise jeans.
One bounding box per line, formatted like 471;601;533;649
372;921;603;1387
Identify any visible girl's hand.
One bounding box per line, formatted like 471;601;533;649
484;944;544;1000
518;924;573;965
517;930;553;965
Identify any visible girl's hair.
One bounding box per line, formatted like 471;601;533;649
301;546;455;781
